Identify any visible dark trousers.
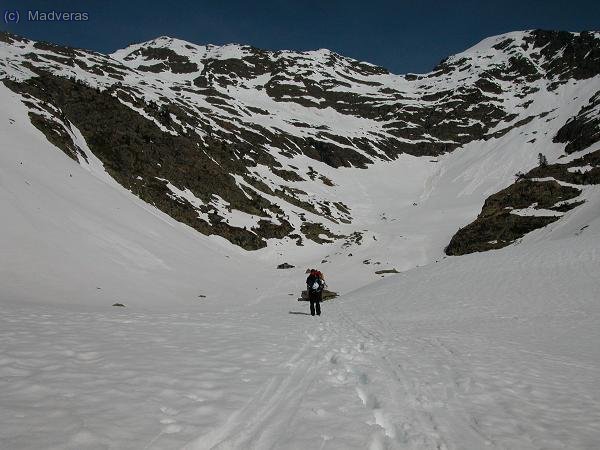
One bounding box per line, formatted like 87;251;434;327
309;300;321;316
309;291;322;316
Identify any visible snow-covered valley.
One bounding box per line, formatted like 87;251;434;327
1;28;600;449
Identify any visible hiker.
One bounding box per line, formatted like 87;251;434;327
306;269;324;316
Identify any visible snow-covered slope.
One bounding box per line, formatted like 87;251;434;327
0;82;262;310
1;208;598;449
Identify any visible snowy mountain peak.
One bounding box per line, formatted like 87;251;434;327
110;36;255;72
439;29;600;83
1;28;599;254
109;33;389;85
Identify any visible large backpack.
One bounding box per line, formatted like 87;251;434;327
309;276;323;293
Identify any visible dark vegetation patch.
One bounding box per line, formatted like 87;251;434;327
345;59;389;76
246;106;270;115
38;53;74;66
342;231;364;248
241;177;318;219
527;149;600;185
271;167;304;182
288;233;304;246
254;218;294;241
320;175;335;186
334;70;382;86
333;201;351;215
300;222;343;244
137;63;164;74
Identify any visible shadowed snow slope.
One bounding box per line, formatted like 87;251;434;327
0;83;260;310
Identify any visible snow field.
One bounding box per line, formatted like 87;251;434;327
3;231;599;449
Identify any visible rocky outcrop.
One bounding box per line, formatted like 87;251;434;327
554;90;600;154
446;150;600;255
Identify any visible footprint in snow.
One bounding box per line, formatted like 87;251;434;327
357;372;369;385
162;424;182;434
356;386;380;409
160;406;179;416
76;352;101;361
325;351;338;364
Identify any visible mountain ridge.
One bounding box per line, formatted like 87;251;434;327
1;28;599;254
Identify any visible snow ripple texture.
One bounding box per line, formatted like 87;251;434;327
2;234;600;449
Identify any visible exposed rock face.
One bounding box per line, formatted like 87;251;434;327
523;30;600;81
446;150;600;255
554;90;600;154
1;29;599;251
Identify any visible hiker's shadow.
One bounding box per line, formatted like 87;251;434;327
288;311;311;315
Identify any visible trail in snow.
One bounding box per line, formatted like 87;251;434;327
5;229;599;450
188;234;600;450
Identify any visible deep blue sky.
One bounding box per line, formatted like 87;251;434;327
2;0;599;74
